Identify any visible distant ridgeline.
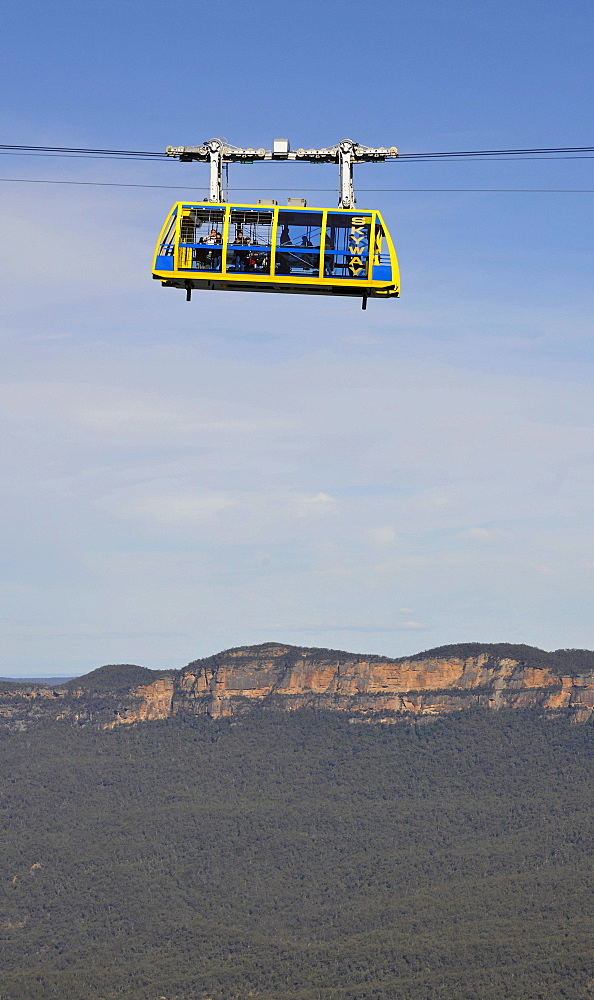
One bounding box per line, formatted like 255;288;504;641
1;641;594;730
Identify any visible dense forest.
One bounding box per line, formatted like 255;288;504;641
1;709;593;1000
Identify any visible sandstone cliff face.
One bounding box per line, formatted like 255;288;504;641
0;675;174;731
1;643;593;729
174;643;594;722
106;677;175;727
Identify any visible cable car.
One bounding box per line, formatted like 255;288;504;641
152;200;399;308
155;138;400;308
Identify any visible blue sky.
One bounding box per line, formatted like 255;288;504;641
1;0;594;675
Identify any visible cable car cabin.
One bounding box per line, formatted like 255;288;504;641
152;202;399;307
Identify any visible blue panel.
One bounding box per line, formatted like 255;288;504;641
324;214;372;279
372;265;392;281
156;255;174;271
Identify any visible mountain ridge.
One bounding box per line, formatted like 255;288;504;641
1;640;594;729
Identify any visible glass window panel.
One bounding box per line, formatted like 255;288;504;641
227;209;273;274
178;206;224;272
375;223;386;260
371;222;392;280
324;213;372;279
159;209;177;256
275;211;322;277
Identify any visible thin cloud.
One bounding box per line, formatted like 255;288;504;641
460;527;506;540
368;526;398;545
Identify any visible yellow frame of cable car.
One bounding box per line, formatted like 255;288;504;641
152;202;400;301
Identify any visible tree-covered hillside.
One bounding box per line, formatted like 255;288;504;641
186;640;594;675
1;709;593;1000
403;643;594;675
63;663;174;692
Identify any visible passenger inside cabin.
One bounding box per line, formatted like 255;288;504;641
253;248;269;272
324;229;335;275
277;224;293;273
203;228;222;269
233;234;250;271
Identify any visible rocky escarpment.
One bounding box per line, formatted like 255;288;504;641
175;642;594;723
0;664;175;731
2;642;593;730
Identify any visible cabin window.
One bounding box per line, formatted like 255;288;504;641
155;209;178;270
324;213;372;279
177;206;225;272
375;223;386;260
275;211;322;277
372;222;392;281
227;209;273;274
159;210;177;256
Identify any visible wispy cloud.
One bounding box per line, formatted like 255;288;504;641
460;526;506;540
368;526;398;545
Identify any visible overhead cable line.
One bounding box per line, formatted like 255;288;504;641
2;151;594;164
2;143;594;162
0;151;168;161
0;144;167;158
398;145;594;160
1;177;593;193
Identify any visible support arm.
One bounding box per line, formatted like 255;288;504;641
165;139;398;209
207;138;224;203
338;139;356;210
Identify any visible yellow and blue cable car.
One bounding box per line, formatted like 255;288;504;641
152;200;399;308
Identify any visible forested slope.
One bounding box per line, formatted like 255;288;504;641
1;709;593;1000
